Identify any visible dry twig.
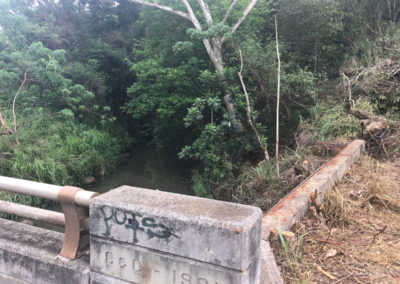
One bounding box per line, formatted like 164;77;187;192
370;225;387;245
314;264;338;280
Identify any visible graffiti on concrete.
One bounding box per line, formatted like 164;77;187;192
101;205;177;243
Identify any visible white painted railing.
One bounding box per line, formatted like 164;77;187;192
0;176;97;206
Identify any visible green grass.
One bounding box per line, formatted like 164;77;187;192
311;103;360;140
0;109;131;208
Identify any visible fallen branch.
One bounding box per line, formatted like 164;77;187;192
313;238;341;245
350;108;385;121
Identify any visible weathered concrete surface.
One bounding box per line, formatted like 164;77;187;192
0;218;90;284
262;139;365;240
0;271;30;284
90;186;262;271
260;240;283;284
91;236;261;284
90;271;133;284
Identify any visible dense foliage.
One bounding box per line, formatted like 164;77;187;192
0;0;399;206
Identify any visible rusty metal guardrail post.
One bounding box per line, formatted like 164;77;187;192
58;186;98;259
0;176;99;260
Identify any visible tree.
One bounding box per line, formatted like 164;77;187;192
126;0;262;117
277;0;344;73
0;0;114;127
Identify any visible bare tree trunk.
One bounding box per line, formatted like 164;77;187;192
275;16;281;177
238;50;270;162
0;69;28;136
207;40;242;128
179;0;240;122
341;72;355;107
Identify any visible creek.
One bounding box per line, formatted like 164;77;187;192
89;149;193;196
40;149;193;231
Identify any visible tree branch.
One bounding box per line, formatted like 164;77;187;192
223;0;259;43
238;49;270;162
196;0;213;28
0;113;13;136
222;0;238;24
12;69;28;133
180;0;222;74
181;0;203;30
127;0;191;21
128;0;222;72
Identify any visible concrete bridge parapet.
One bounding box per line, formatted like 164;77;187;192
0;186;263;284
90;186;262;283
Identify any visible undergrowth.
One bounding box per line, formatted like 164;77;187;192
310;103;359;141
322;186;347;226
273;155;400;283
0;110;131;208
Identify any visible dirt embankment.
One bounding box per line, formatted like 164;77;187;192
272;155;400;283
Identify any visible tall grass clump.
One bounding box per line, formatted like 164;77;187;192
311;103;359;140
0;111;131;208
322;186;348;226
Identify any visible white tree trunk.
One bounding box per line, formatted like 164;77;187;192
126;0;260;122
127;0;259;74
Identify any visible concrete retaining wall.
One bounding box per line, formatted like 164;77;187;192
262;139;365;240
260;139;365;283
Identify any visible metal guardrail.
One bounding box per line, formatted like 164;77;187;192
0;176;99;259
0;176;98;206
